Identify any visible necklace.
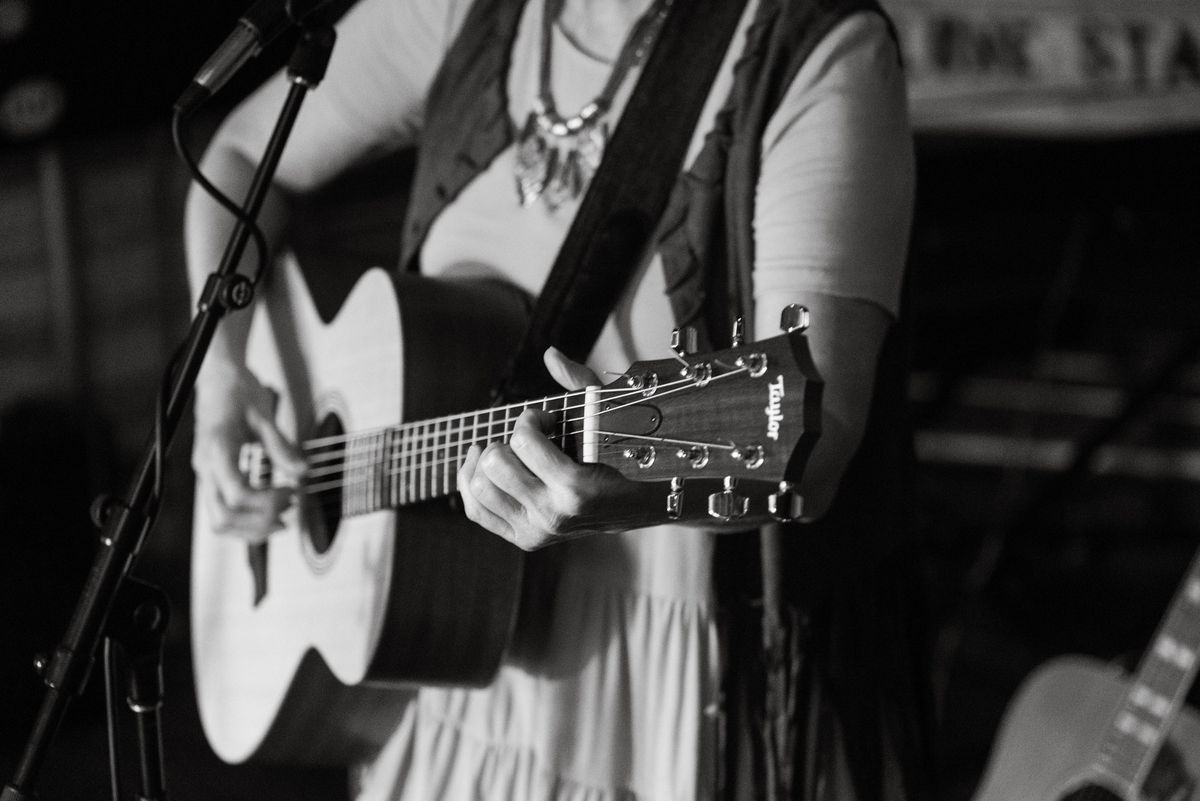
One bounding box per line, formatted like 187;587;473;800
515;0;672;209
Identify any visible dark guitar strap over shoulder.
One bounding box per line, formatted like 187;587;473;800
495;0;749;401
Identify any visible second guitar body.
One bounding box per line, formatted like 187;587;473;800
973;657;1200;801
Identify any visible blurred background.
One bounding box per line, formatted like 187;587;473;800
0;0;1198;798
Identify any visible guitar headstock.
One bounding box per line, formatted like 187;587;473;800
582;307;822;523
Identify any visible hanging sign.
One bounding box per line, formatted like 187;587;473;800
882;0;1200;135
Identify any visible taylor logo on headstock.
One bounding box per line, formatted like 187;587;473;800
765;375;785;441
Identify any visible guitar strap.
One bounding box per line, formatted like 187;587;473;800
495;0;750;401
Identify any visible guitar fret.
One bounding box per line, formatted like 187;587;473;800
1130;684;1171;718
433;419;441;498
389;427;399;507
452;413;464;490
1154;634;1196;671
440;418;449;496
371;430;380;513
368;431;377;513
401;423;412;506
429;419;437;498
403;422;412;503
430;420;438;499
438;417;448;497
1114;710;1158;747
342;436;352;516
377;429;387;512
361;433;371;514
419;422;429;501
351;434;361;516
442;418;450;496
348;434;360;516
416;421;424;501
561;393;569;450
393;426;402;506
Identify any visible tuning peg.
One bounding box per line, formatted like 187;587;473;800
676;446;710;469
622;446;656;468
768;481;804;522
729;444;764;469
667;477;684;520
707;476;749;522
670;326;698;359
780;304;810;334
626;371;659;396
730;317;745;347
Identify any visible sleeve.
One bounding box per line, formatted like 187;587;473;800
752;11;914;325
216;0;473;192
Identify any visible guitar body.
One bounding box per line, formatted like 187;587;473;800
191;256;528;765
973;657;1200;801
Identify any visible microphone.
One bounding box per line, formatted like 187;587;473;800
175;0;338;117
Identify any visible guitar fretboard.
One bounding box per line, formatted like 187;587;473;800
1092;548;1200;794
313;393;580;516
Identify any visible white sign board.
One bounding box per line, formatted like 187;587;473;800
883;0;1200;135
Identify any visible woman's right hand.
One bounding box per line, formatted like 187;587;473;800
192;367;307;545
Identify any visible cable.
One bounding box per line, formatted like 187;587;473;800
170;110;271;285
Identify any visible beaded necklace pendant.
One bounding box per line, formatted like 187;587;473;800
514;0;669;210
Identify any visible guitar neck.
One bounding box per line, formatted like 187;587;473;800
1091;547;1200;795
304;391;584;514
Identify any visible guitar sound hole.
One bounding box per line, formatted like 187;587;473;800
306;413;344;555
1058;784;1123;801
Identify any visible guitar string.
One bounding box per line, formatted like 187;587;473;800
296;424;740;516
276;380;653;474
275;368;748;493
299;426;738;485
249;365;753;494
300;431;740;496
295;378;689;453
295;430;729;514
262;367;738;474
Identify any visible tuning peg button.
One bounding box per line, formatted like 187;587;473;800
667;477;685;520
707;477;749;521
671;326;699;358
768;481;804;522
780;304;810;334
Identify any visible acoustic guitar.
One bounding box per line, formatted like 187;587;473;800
191;254;823;765
972;548;1200;801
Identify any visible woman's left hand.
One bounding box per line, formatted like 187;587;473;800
457;347;659;550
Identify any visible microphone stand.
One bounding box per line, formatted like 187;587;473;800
1;21;337;801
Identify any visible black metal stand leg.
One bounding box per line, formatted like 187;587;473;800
106;579;170;801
